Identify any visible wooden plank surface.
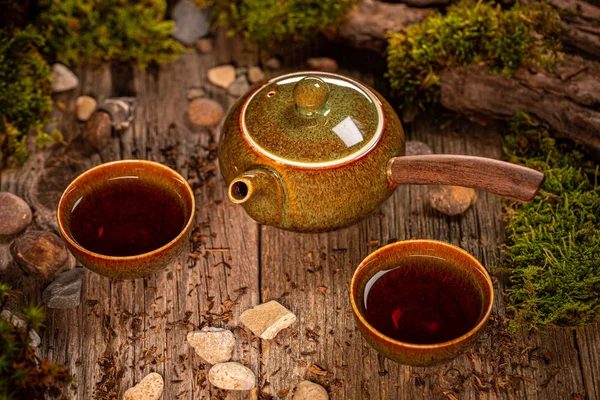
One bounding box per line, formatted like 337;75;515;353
0;35;598;400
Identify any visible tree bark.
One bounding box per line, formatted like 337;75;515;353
439;54;600;152
524;0;600;58
325;0;600;57
323;0;433;53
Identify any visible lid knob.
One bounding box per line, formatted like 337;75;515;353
294;76;330;117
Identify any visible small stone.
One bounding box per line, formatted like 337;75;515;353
228;75;250;97
172;0;210;46
186;87;206;101
52;63;78;92
124;372;164;400
405;140;433;156
247;66;265;84
10;231;68;280
264;57;281;70
306;57;339;73
1;310;41;347
42;268;85;309
76;96;97;121
208;362;256;391
0;192;32;238
293;381;329;400
194;38;213;54
85;112;112;150
97;97;136;130
188;98;224;126
208;65;236;89
187;327;235;364
429;186;478;216
239;300;296;340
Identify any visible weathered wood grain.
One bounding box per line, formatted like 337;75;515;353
258;110;591;399
0;35;598;400
439;55;600;153
323;0;432;53
575;326;600;400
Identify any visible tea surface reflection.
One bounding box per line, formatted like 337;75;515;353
69;177;186;257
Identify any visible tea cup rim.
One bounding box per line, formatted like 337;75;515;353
350;239;494;350
56;159;195;261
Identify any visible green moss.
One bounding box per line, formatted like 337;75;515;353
386;0;561;112
38;0;186;68
502;113;600;332
199;0;358;47
0;26;54;169
0;284;73;399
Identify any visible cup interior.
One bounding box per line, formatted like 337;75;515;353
57;160;195;258
351;240;493;346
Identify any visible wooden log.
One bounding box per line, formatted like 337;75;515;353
524;0;600;58
323;0;433;53
325;0;600;57
439;54;600;152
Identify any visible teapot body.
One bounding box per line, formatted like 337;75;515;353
219;84;405;232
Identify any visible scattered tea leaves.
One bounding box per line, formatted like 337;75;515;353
307;363;328;377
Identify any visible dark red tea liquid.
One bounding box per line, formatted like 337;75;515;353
69;178;186;257
364;256;484;344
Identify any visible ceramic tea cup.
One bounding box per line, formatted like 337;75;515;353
350;240;493;366
57;160;195;280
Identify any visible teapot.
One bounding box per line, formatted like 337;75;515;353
218;72;544;232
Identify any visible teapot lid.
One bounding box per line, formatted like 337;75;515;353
241;71;383;167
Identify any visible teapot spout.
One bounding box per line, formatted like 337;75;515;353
228;176;254;204
228;168;284;225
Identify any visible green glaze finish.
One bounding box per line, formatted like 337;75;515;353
228;168;283;226
57;160;195;280
350;240;494;366
293;76;330;117
219;71;405;233
242;72;382;165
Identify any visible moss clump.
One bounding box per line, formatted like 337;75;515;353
0;26;57;169
0;283;73;399
386;0;561;112
503;113;600;332
198;0;358;47
38;0;186;68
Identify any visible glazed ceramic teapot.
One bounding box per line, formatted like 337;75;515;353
218;72;544;232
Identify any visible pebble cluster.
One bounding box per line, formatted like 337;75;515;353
179;299;329;397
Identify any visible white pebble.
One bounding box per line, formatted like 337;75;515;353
123;372;164;400
208;65;236;89
187;326;235;364
76;96;97;121
208;362;256;391
240;300;297;340
293;380;329;400
51;63;78;92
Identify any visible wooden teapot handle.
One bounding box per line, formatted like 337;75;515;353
387;155;545;202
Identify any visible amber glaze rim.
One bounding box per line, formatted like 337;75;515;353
56;159;196;261
350;239;494;349
239;71;385;169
